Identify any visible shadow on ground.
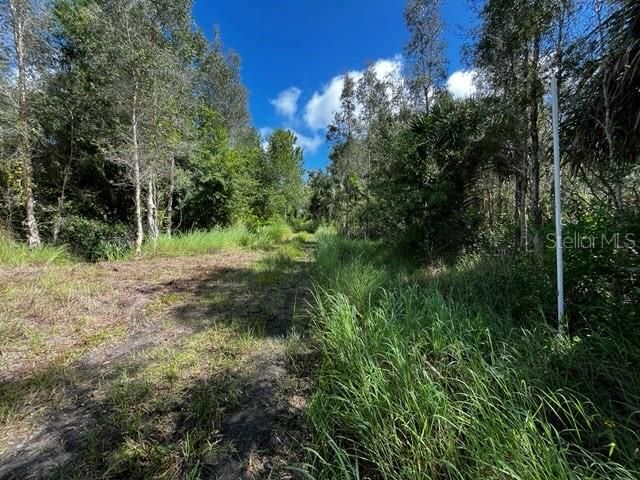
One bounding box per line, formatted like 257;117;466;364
0;246;315;479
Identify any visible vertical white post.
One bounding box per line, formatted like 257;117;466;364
551;76;565;334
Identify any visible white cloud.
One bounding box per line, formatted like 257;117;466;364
303;75;345;131
258;127;273;151
303;56;403;131
258;127;322;154
291;130;323;154
259;127;273;137
259;126;273;138
270;87;302;118
372;56;403;80
447;70;477;99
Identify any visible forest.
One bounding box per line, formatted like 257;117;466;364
0;0;639;479
1;0;306;260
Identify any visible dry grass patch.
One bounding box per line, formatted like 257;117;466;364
0;240;315;479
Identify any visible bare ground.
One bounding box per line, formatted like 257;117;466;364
0;247;314;479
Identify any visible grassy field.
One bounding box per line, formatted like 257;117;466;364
0;226;315;479
3;226;638;479
304;230;640;479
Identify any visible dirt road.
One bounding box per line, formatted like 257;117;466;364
0;247;314;479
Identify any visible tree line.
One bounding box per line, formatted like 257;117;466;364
308;0;639;331
0;0;305;259
311;0;638;251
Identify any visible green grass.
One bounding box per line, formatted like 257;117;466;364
140;224;254;257
52;325;259;479
0;237;72;266
252;243;304;286
304;232;640;479
0;233;312;477
139;222;300;258
0;222;310;264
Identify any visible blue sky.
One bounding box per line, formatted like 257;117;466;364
193;0;478;171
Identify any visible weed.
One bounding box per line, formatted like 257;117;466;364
305;231;640;479
0;237;72;266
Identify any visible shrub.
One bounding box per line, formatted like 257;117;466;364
290;217;317;233
59;216;131;262
559;209;640;333
250;220;293;249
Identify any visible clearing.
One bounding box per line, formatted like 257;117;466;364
0;244;314;479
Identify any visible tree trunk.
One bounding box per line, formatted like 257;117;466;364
52;162;71;244
515;160;528;250
365;147;371;240
9;0;40;248
147;174;158;242
53;117;74;244
423;84;431;114
529;30;542;255
165;155;175;235
132;97;144;257
3;185;14;236
596;0;623;211
22;158;40;248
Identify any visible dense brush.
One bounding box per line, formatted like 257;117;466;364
305;232;640;479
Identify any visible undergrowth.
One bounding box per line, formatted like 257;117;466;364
304;230;640;479
126;222;297;259
0;236;72;266
0;222;306;265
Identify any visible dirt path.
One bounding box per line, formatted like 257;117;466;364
0;246;314;479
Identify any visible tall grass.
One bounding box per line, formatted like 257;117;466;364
130;222;296;259
0;237;72;267
305;232;640;479
0;222;302;264
140;224;254;257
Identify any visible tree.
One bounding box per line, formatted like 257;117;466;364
564;0;640;211
355;64;395;238
403;0;447;112
0;0;52;246
308;169;335;224
385;95;501;254
0;0;277;256
474;0;565;251
326;73;363;235
55;0;193;254
194;27;252;147
259;129;304;221
178;105;259;229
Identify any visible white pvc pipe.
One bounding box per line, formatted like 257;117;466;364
551;76;565;334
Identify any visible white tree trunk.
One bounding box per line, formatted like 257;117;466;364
132;104;144;257
147;174;158;242
9;0;40;247
166;155;175;235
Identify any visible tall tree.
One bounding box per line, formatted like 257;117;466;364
195;28;252;147
403;0;447;112
356;64;394;238
474;0;564;250
260;129;304;221
327;73;362;235
0;0;51;246
56;0;192;254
